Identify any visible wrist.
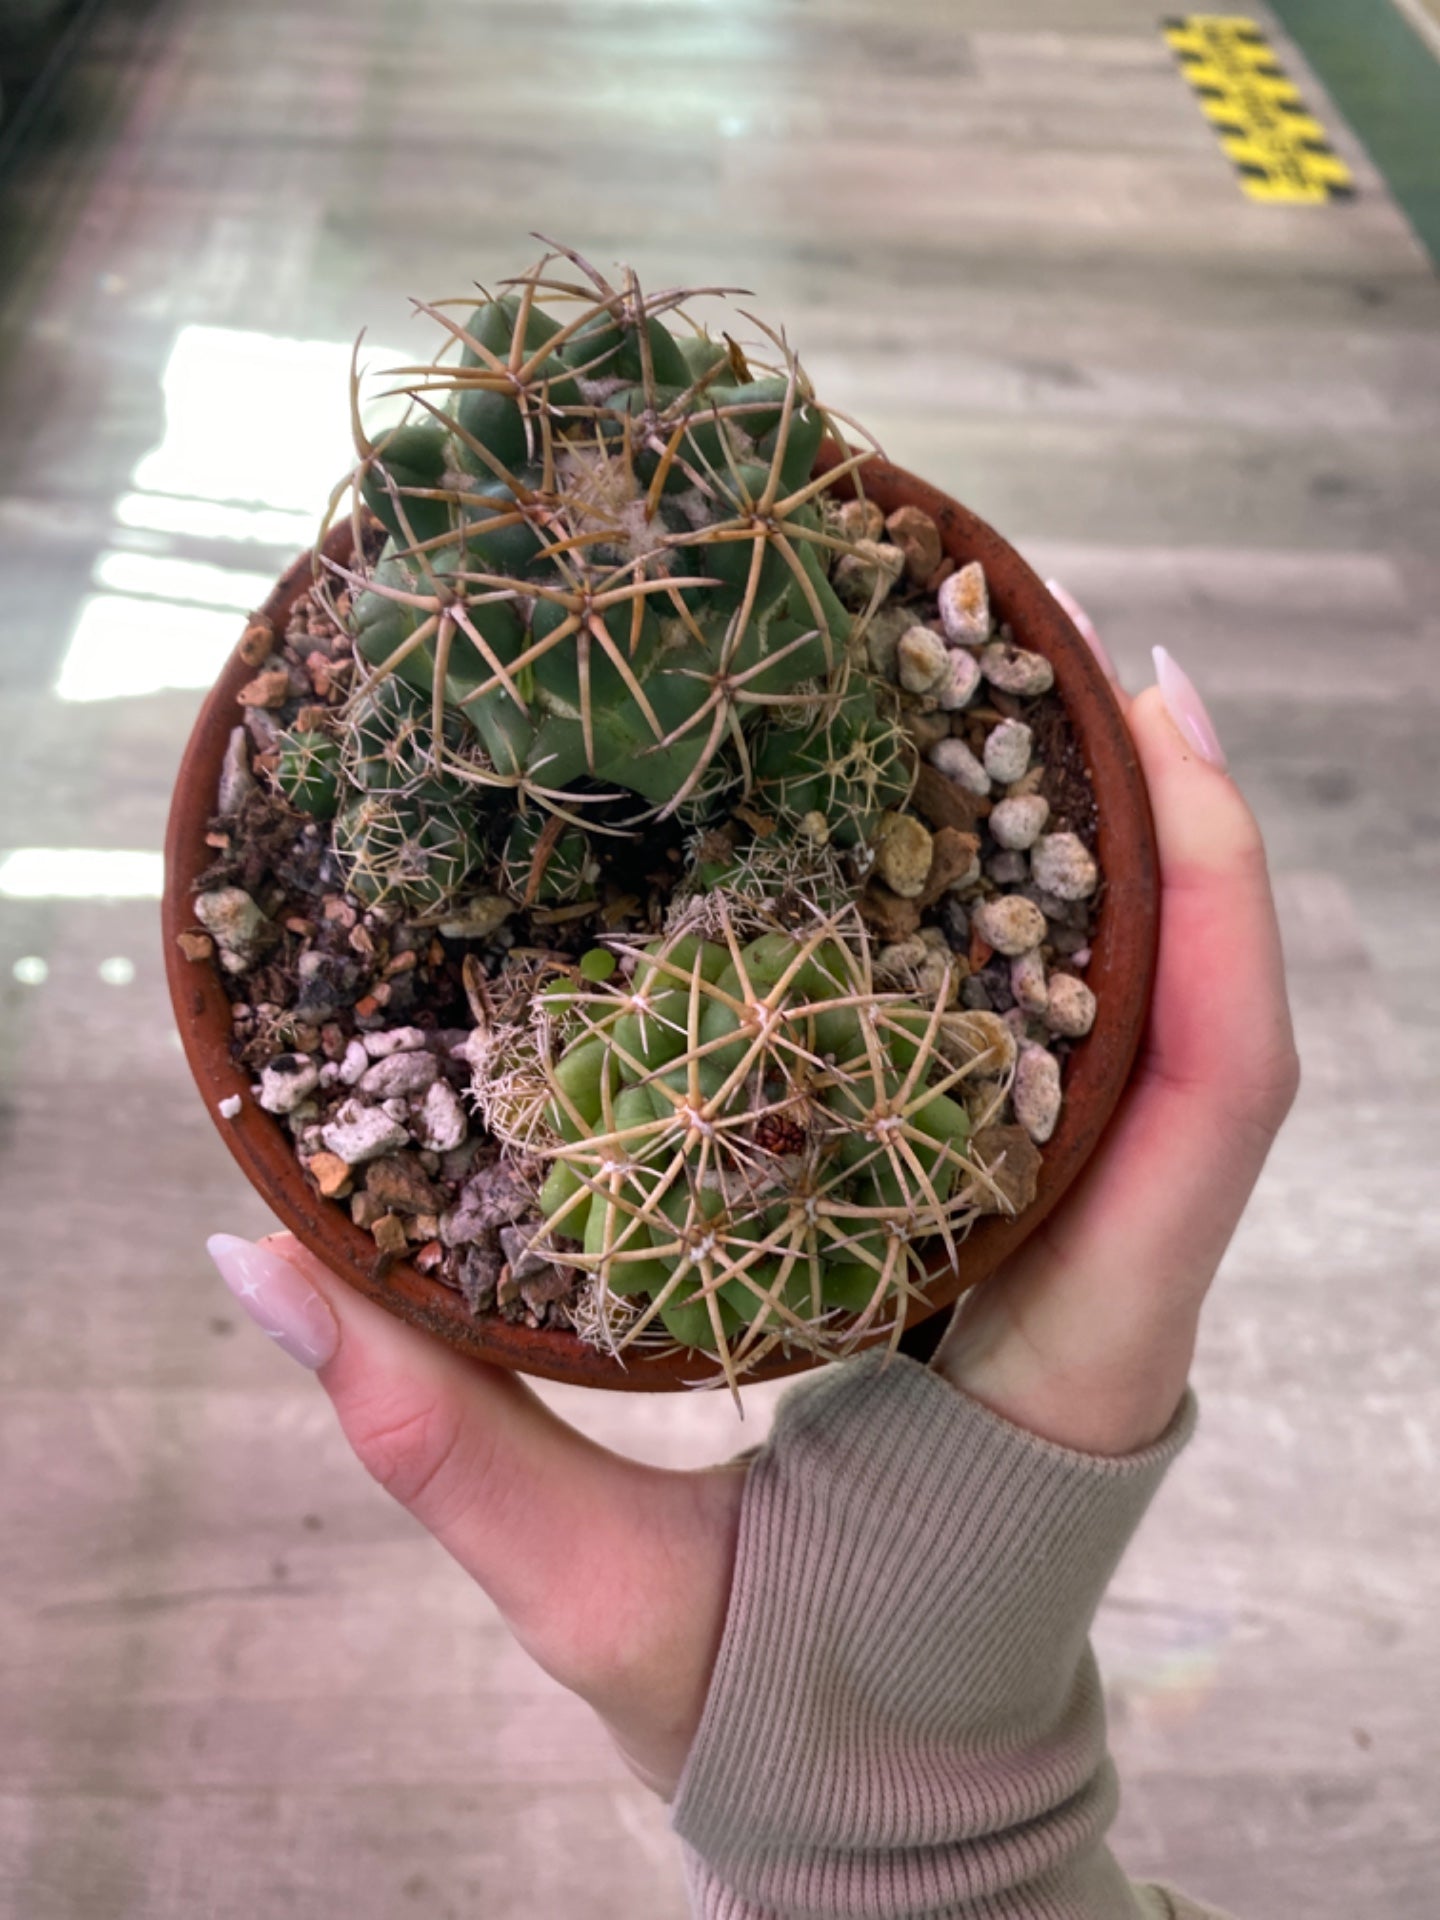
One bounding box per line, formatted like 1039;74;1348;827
932;1305;1197;1457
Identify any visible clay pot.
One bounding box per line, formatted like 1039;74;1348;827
163;454;1158;1391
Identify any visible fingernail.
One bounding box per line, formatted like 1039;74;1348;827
207;1233;340;1370
1152;646;1228;772
1046;579;1120;684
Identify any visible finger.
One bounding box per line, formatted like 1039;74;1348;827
937;668;1298;1446
1016;680;1294;1292
247;1231;652;1637
208;1232;745;1791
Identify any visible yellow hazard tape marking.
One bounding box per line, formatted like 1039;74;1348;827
1164;15;1355;203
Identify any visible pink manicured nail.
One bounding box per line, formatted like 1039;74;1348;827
1152;646;1228;771
1046;579;1120;684
207;1234;340;1370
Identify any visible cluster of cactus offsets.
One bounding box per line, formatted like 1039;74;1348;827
323;239;904;841
489;902;1017;1385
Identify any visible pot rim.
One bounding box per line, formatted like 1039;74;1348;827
162;453;1158;1391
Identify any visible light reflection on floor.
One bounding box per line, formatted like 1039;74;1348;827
52;324;405;705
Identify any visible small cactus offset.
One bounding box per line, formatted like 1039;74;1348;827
332;791;483;911
498;809;595;906
275;728;341;819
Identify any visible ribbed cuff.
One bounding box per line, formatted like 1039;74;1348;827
672;1351;1196;1920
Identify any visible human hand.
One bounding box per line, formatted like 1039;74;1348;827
206;599;1297;1796
932;584;1299;1454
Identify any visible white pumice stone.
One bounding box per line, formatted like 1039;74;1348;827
938;560;990;643
217;1094;243;1120
988;793;1050;850
832;541;906;610
935;648;982;710
321;1100;410;1165
1045;972;1098;1037
339;1037;370;1085
362;1026;430;1059
877;936;930;975
358;1050;440;1099
257;1053;321;1114
982;718;1033;784
951;1009;1016;1077
1031;832;1099;901
971;894;1048;956
414;1079;468;1153
927;736;991;795
1010;949;1050;1016
915;951;959;1002
193;887;275;975
897;625;949;693
980;640;1055;697
1013;1043;1063;1144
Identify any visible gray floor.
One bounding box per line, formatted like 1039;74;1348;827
2;2;1438;1915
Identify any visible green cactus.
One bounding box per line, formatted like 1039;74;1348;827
343;674;470;798
314;248;1005;1375
335;243;883;835
499;810;594;905
332;791;483;912
517;906;1002;1376
275;729;340;819
754;688;915;849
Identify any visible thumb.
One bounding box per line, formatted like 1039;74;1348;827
206;1230;647;1637
207;1230;748;1792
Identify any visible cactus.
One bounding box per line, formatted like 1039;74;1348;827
753;689;915;848
301;247;1015;1373
343;675;471;797
330;241;885;833
499;809;594;905
332;791;483;912
275;729;341;819
486;903;1015;1384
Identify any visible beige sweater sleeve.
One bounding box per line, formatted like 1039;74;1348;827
670;1352;1236;1920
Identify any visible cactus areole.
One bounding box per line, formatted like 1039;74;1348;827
165;243;1159;1393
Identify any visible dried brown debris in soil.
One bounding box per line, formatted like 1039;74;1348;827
858;882;923;942
912;763;988;835
969;1125;1042;1215
237;619;274;667
371;1213;410;1259
306;1151;354;1200
915;829;980;911
364;1153;449;1216
1029;694;1099;849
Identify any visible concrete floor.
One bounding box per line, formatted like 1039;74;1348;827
2;2;1438;1915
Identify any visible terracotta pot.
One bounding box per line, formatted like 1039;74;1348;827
163;454;1158;1391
